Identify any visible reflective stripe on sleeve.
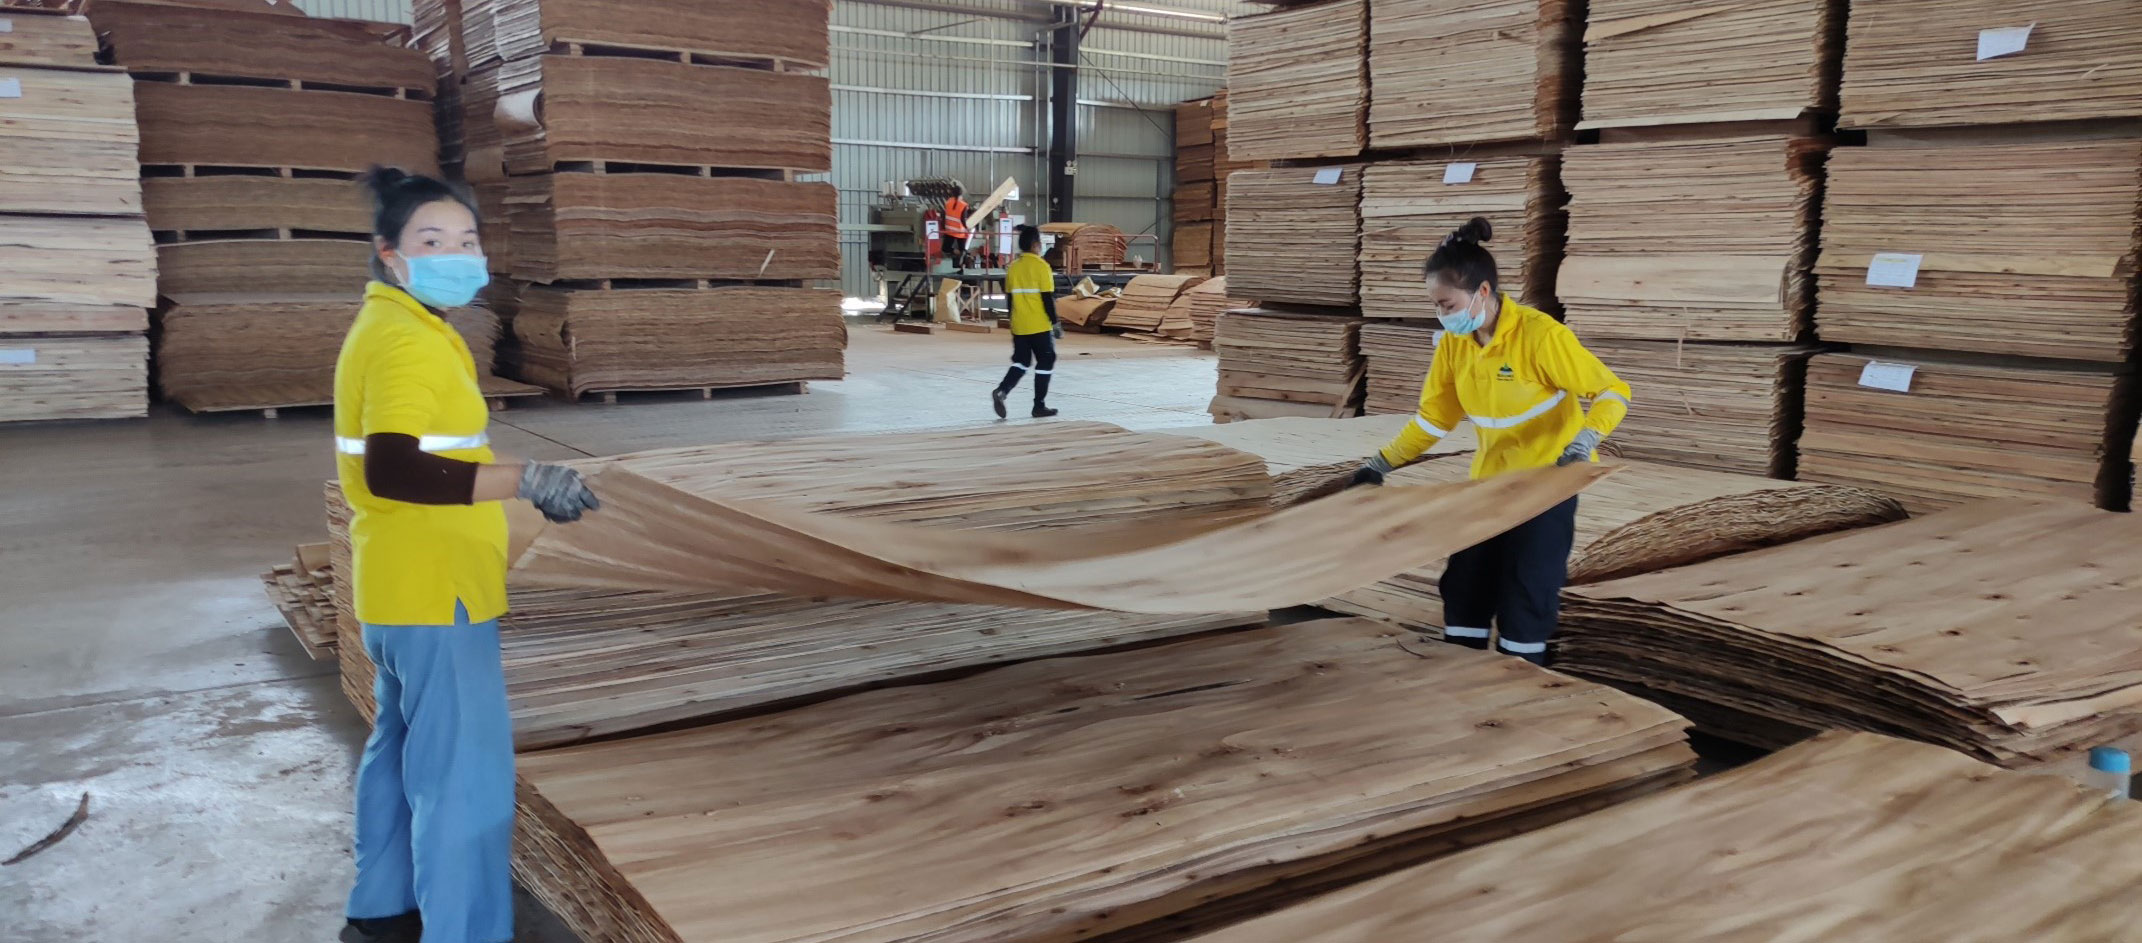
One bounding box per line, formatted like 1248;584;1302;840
1469;390;1568;429
334;432;490;455
1010;289;1044;294
1594;390;1631;408
1498;638;1547;655
1412;415;1449;438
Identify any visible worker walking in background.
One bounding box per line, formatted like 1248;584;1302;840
337;167;600;943
942;185;971;267
993;224;1062;419
1351;216;1629;666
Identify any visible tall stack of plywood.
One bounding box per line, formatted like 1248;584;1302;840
0;12;154;422
1207;89;1262;273
87;1;485;414
1226;0;1366;163
1367;0;1581;150
1803;0;2142;510
430;0;845;400
1173;97;1216;275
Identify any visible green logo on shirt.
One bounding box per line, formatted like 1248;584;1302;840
1496;364;1514;380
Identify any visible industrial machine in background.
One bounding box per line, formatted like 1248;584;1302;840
868;177;1023;323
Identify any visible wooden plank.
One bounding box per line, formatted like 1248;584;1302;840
132;82;439;173
0;334;147;423
506;173;838;282
90;0;434;92
510;619;1693;943
140;175;370;233
1226;0;1366;161
1359;157;1562;319
1368;0;1580;148
1839;0;2142;129
490;0;830;68
498;54;830;174
0;67;141;215
1579;0;1841;130
1188;732;2142;942
511;286;845;397
1224;166;1361;307
1562;503;2142;764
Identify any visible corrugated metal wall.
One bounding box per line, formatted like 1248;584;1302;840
297;0;1241;297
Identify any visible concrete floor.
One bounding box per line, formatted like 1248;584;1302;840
0;327;1218;942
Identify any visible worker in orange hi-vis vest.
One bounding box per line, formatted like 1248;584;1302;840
941;186;971;265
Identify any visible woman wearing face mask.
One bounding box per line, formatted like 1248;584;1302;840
1349;216;1630;666
335;167;599;943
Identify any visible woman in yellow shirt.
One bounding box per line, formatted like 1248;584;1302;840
1351;217;1631;666
336;168;598;943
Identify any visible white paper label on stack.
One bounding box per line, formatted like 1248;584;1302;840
0;19;14;32
0;78;20;99
0;349;36;366
1865;252;1923;288
1858;361;1916;393
1442;162;1477;184
1312;167;1342;185
1976;24;2034;61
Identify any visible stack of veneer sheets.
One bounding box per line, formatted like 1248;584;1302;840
87;1;459;413
1055;292;1117;333
1591;340;1816;478
1207;89;1262;273
1323;453;1905;631
1815;139;2141;363
1174;97;1216;274
437;0;843;399
1358;157;1562;319
1105;274;1205;333
511;287;846;398
1184;732;2142;943
1359;321;1437;415
1560;502;2142;766
1578;0;1843;130
1796;351;2129;513
1165;413;1474;506
1178;276;1251;347
1367;0;1580;148
331;422;1279;748
1226;0;1365;162
0;13;154;421
1214;310;1365;419
1042;222;1128;273
510;619;1696;943
1838;0;2142;130
1225;166;1361;308
260;543;337;661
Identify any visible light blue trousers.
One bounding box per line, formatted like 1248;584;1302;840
349;602;515;943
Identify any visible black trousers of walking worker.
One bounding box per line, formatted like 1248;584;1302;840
1440;496;1578;665
996;331;1056;406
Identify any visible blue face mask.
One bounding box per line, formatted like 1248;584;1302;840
396;253;489;309
1438;291;1490;335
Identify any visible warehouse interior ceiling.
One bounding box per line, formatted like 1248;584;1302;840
293;0;1255;297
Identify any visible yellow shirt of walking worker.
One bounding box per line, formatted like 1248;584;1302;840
1006;252;1056;336
332;281;509;626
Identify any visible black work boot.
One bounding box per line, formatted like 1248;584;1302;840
991;387;1008;419
341;912;421;943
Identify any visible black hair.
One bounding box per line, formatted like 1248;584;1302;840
1016;224;1041;253
1422;216;1498;295
358;166;479;282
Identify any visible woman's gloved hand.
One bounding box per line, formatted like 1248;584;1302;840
518;462;601;523
1352;453;1394;487
1556;429;1603;467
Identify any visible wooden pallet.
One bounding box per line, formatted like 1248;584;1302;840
130;70;430;100
546;39;810;73
578;381;809;404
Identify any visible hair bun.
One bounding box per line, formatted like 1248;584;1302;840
1442;216;1493;247
357;165;414;199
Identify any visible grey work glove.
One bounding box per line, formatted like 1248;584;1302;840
519;462;600;523
1353;452;1394;487
1556;429;1603;467
1052;322;1064;339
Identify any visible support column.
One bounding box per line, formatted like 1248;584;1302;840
1046;6;1079;222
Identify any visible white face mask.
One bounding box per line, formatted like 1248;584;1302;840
1438;290;1490;335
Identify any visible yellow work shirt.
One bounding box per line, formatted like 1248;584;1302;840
1006;252;1056;336
1379;294;1631;479
333;281;509;626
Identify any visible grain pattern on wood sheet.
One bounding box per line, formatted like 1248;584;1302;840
91;0;434;92
0;12;100;68
1358;321;1439;415
141;176;372;234
0;68;141;216
511;619;1693;943
1226;0;1366;161
1839;0;2142;128
510;287;846;396
156;239;372;296
1579;0;1841;130
1176;276;1254;346
1322;453;1905;630
0;335;148;423
1589;339;1817;478
1186;732;2142;943
491;0;831;67
1224;167;1361;306
1368;0;1580;148
158;295;505;412
1562;502;2142;764
133;83;439;172
1165;413;1475;507
1359;157;1562;319
507;173;839;282
499;55;831;173
1104;274;1206;333
1214;310;1365;412
0;216;157;309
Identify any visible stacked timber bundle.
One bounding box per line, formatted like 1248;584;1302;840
89;1;456;414
1589;340;1817;478
1166;413;1475;506
511;620;1695;943
1213;310;1365;418
1187;732;2142;943
1207;90;1264;273
1179;276;1252;347
1105;274;1206;333
512;287;846;399
1041;222;1128;274
1797;351;2129;513
1579;0;1843;130
332;422;1279;744
1367;0;1581;148
260;543;336;661
1226;0;1366;162
1173;96;1216;274
1359;321;1438;415
1225;166;1361;307
434;0;842;399
1838;0;2142;130
1816;139;2142;362
1324;453;1905;631
1359;157;1562;319
1560;134;1823;341
1560;503;2142;765
0;13;154;421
